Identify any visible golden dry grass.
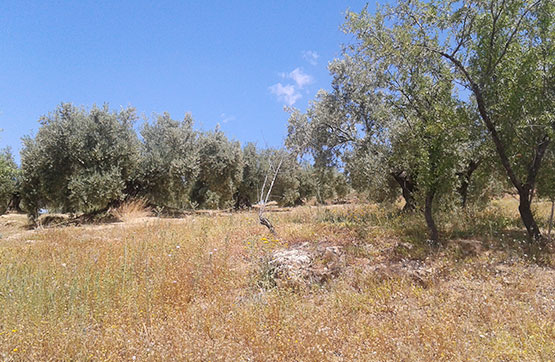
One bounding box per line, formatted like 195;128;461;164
0;214;29;240
0;201;553;361
110;199;151;223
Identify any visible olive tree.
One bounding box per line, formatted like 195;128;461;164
191;129;243;209
287;51;472;243
285;59;424;212
139;113;199;210
0;148;17;215
346;0;554;242
308;165;349;204
265;149;302;207
234;143;267;209
235;144;323;208
20;103;140;221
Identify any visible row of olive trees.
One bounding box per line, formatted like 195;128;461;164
0;148;18;214
287;0;554;245
5;103;348;223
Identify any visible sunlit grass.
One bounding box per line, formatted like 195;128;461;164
0;200;553;360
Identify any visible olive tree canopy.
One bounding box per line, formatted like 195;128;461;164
20;103;140;220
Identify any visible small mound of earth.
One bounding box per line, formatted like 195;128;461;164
39;214;70;226
268;242;346;289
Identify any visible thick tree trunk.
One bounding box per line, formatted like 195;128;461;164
8;192;23;213
424;190;439;245
392;171;417;212
233;192;252;210
457;160;480;208
459;181;470;209
518;188;543;242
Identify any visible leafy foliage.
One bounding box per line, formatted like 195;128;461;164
537;144;555;201
191;129;243;209
288;0;554;242
347;0;553;241
288;18;477;241
0;148;17;215
138;113;199;210
20;103;140;219
234;143;268;208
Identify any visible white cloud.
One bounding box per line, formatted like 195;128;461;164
269;83;302;106
302;50;319;65
219;113;236;124
270;67;314;106
288;68;313;88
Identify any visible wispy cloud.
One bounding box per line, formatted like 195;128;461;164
302;50;319;65
219;113;236;124
269;83;302;106
270;67;313;106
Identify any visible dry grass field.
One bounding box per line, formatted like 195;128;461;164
0;198;553;361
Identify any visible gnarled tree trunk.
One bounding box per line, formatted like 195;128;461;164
392;171;417;212
518;185;543;243
457;159;481;209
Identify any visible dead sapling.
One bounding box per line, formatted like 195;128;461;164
257;153;284;236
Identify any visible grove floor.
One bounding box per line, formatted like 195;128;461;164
0;202;553;361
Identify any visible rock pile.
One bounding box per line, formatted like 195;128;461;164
268;242;346;289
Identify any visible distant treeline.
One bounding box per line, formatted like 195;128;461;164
0;103;349;222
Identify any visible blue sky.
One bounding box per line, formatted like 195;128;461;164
0;1;374;162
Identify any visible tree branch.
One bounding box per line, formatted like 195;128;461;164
489;0;541;74
525;135;551;201
431;48;524;192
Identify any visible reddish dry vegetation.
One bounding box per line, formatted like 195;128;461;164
0;200;553;361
